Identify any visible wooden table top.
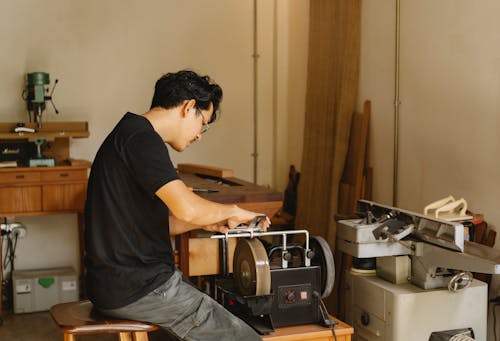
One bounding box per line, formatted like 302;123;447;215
261;317;353;340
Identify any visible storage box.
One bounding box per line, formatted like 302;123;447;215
12;267;79;313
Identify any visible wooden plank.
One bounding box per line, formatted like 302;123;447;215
0;226;2;322
0;121;88;133
473;222;487;244
177;163;234;178
339;100;371;213
261;316;353;341
42;137;70;162
0;162;91;174
362;167;373;200
118;332;133;341
132;332;149;341
188;238;237;276
176;232;190;277
334;100;370;319
238;201;282;219
0;122;89;139
485;229;497;247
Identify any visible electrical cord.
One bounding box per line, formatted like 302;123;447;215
3;232;18;271
1;219;20;311
313;290;338;341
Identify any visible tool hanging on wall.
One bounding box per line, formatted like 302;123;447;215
22;72;59;128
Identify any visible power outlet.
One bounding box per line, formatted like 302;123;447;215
0;222;27;238
12;226;27;238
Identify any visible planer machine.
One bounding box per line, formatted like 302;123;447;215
337;199;500;290
211;219;336;335
337;200;500;341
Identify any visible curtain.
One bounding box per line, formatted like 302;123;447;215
295;0;361;304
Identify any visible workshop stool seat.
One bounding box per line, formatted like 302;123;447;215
49;300;159;341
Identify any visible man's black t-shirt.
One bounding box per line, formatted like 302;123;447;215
84;112;180;309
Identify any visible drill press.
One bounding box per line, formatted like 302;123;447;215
23;72;59;128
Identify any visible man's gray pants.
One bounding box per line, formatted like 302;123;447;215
97;270;261;341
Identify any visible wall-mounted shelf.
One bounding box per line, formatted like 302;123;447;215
0;122;89;139
0;121;89;166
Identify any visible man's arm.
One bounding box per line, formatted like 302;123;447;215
169;216;227;235
157;179;269;233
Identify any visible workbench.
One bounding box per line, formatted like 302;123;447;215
262;317;353;341
173;164;282;277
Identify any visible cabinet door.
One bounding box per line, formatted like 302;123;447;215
0;186;42;214
42;184;87;211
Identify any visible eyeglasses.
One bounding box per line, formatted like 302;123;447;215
195;108;210;134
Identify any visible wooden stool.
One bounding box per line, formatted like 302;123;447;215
49;300;159;341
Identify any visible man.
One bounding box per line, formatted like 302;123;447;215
84;70;268;340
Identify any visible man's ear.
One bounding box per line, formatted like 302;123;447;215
181;99;196;118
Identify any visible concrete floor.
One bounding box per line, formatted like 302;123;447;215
0;309;177;341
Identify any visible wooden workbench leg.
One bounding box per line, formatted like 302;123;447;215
133;331;149;341
77;212;85;298
0;223;2;325
175;232;190;278
64;334;76;341
119;332;133;341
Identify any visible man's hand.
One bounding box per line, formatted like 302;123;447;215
202;223;230;234
227;208;271;231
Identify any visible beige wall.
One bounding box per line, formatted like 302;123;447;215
359;0;500;249
359;1;500;338
274;0;309;192
0;0;310;274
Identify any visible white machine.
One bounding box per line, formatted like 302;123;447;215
337;200;500;341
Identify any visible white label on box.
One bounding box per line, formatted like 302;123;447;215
62;280;77;291
16;284;31;293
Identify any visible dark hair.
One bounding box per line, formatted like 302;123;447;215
150;70;222;124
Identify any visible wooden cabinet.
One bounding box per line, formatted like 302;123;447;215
0;164;90;216
0;122;90;323
0;163;90;323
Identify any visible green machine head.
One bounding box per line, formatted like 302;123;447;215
23;72;59;128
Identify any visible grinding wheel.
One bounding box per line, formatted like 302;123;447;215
310;236;335;298
233;238;271;296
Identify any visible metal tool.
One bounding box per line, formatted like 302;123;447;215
233;238;271;296
22;72;59;128
226;215;268;235
337;200;500;290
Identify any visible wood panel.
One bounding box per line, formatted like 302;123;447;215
0;121;89;140
40;169;87;182
0;186;42;213
0;171;41;184
334;101;371;319
42;138;70;164
177;163;234;178
42;183;87;211
188;238;237;276
238;201;282;219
